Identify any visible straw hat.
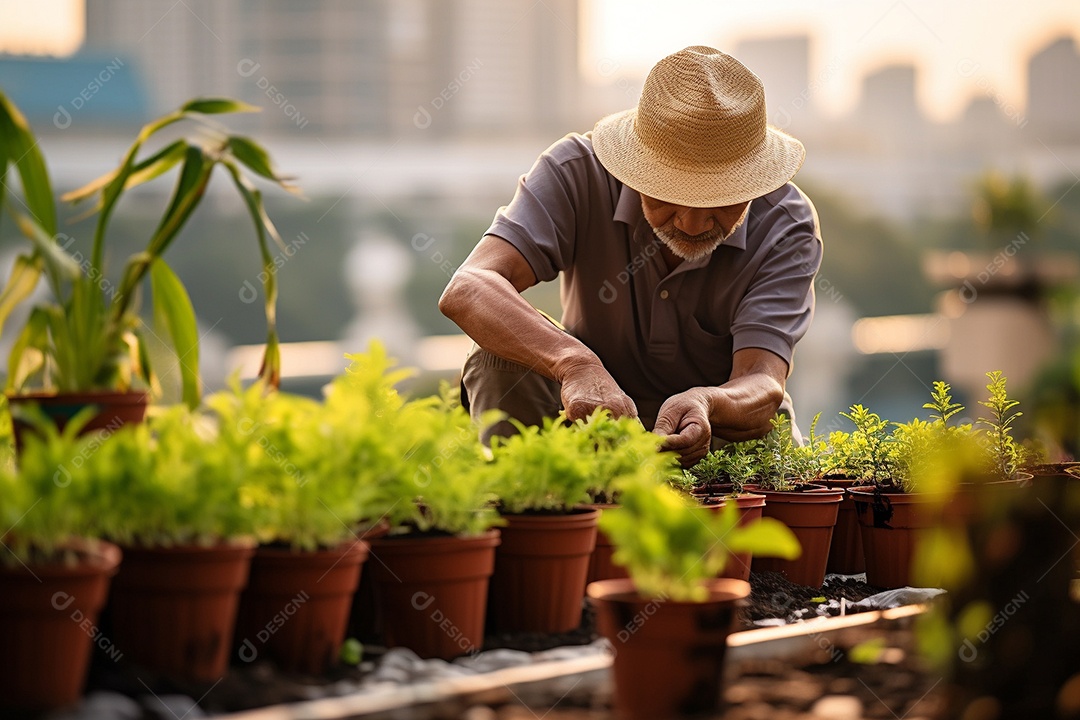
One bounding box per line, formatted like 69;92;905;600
592;46;805;208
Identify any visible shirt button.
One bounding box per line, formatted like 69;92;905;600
660;290;669;300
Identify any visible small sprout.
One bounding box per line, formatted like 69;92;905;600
924;380;964;428
339;638;363;666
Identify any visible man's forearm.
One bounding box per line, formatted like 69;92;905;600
439;267;602;382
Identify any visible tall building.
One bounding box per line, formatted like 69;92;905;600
1027;36;1080;144
82;0;582;138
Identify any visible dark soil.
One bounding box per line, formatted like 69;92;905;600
745;571;884;624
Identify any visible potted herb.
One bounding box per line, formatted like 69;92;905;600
81;406;260;681
747;414;843;588
684;444;767;582
487;413;669;634
0;90;294;443
367;377;504;660
588;473;799;720
848;382;980;588
579;411;674;584
210;380;387;675
0;416;122;711
817;426;866;575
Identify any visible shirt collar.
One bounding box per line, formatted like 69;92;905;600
613;183;749;252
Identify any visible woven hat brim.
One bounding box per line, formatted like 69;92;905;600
592;108;806;208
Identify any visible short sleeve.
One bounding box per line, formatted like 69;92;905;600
730;190;823;367
483;140;582;283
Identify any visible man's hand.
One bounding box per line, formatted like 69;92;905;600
654;388;713;467
558;360;638;421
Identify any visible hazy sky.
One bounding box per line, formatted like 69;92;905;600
2;0;1079;122
584;0;1080;121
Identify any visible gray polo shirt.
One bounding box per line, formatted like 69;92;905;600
484;132;822;422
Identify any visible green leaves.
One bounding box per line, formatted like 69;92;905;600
977;370;1025;481
489;411;675;514
0;89;57;236
181;97;261;115
150;260;201;409
924;380;964;427
0;90;296;402
601;474;800;602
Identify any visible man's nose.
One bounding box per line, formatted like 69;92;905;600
673;207;715;236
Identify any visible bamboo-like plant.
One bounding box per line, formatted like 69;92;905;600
0;91;297;406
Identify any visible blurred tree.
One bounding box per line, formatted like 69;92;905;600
970;172;1045;243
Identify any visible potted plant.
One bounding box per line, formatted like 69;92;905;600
486;412;674;634
579;411;674;584
847;379;1009;589
210;379;388;675
0;415;122;711
684;444;767;582
588;472;800;720
747;414;843;588
0;90;295;443
815;421;866;575
352;349;503;660
840;399;922;589
81;406;261;681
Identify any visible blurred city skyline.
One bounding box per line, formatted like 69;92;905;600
3;0;1080;123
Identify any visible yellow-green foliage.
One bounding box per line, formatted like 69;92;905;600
490;410;677;514
600;473;800;602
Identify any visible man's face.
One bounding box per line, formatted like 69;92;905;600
640;195;751;261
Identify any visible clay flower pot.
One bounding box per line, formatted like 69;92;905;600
751;487;843;588
710;493;766;581
235;540;369;674
370;530;500;660
588;577;750;720
489;508;599;634
848;487;937;589
6;390;148;452
0;540;122;711
586;503;628;585
819;477;866;575
109;542;254;680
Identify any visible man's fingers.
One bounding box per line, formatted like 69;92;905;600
681;445;710;467
660;420;704;450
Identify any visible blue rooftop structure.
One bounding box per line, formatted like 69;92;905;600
0;52;148;129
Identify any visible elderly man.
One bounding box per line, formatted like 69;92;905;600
439;46;822;466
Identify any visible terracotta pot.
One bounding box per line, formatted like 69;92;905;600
586;504;628;585
710;493;765;581
489;508;599;634
848;487;937;589
6;390;148;452
235;540;369;674
369;530;499;660
819;477;866;575
346;520;392;645
110;542;254;680
751;487;843;588
0;540;121;711
588;577;750;720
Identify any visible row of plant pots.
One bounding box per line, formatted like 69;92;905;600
4;506;603;708
0;348;672;711
678;374;1040;590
